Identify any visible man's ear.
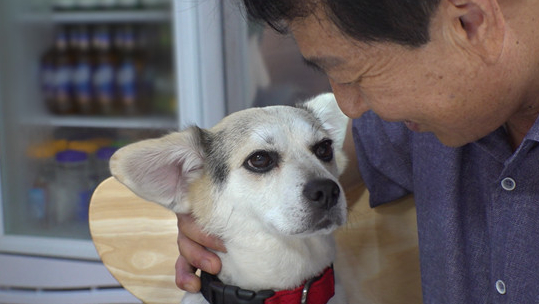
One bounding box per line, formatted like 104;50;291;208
301;93;350;175
109;127;207;213
445;0;505;63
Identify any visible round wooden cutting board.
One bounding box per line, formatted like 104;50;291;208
89;177;185;304
89;177;422;304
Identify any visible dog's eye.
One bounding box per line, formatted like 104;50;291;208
313;139;333;162
244;151;278;173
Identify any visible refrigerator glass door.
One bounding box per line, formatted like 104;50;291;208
223;3;331;113
0;0;179;260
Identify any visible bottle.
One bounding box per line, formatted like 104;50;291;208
39;45;56;113
141;0;169;9
91;137;114;150
95;146;117;183
117;0;140;9
73;26;96;115
92;25;117;115
76;0;99;10
153;73;174;115
53;0;77;11
67;25;79;52
50;150;93;224
116;25;146;115
97;0;118;10
152;24;175;115
68;139;99;185
26;143;57;226
52;27;76;115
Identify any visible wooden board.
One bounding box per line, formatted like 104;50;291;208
89;177;422;304
89;177;184;304
334;192;422;303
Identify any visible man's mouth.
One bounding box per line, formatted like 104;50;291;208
404;120;420;132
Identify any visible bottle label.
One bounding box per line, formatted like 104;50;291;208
53;65;73;112
54;65;73;96
74;63;92;100
41;64;55;99
118;61;136;100
93;64;115;100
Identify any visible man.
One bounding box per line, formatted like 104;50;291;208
176;0;539;302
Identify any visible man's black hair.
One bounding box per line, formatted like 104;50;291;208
242;0;442;47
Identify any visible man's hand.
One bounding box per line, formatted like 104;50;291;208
175;213;226;293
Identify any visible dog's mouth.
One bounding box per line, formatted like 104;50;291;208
311;218;337;232
314;213;345;230
290;209;346;236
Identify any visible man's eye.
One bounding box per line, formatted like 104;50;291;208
313;139;333;162
303;59;326;75
243;151;278;173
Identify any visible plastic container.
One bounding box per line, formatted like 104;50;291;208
50;150;93;224
95;146;117;183
68;139;100;184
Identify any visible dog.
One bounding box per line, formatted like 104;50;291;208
109;93;349;304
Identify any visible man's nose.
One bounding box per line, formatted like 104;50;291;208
329;80;369;118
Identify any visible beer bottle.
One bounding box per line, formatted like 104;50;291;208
52;26;76;115
92;25;117;115
40;43;56;113
73;26;96;115
116;25;146;115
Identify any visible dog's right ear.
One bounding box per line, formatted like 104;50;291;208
109;127;206;213
301;93;349;151
301;93;350;175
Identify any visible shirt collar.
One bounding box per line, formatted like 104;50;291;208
523;114;539;143
472;114;539;163
472;126;513;163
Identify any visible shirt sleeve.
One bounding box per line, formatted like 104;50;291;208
352;111;414;207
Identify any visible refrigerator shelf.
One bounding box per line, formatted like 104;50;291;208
0;235;98;260
21;9;170;24
23;115;178;130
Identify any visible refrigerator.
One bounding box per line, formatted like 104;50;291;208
0;0;330;302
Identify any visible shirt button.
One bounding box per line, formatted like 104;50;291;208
496;280;506;295
501;177;516;191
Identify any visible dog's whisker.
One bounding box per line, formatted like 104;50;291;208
225;206;235;230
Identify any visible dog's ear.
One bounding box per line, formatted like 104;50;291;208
301;93;350;174
109;127;206;213
302;93;349;150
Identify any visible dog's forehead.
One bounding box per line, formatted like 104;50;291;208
199;105;330;186
212;106;325;146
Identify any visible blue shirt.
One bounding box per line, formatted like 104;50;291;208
352;111;539;303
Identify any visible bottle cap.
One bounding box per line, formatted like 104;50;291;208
68;140;99;154
96;146;117;160
91;137;114;148
27;143;56;159
27;139;69;159
56;150;88;162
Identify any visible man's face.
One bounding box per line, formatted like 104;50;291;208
289;6;520;147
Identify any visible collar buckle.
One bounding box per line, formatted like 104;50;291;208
201;271;275;304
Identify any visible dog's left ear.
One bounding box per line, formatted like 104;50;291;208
301;93;350;173
109;127;206;213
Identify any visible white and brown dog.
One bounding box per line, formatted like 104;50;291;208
110;93;349;304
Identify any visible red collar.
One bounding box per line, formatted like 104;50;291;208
265;266;335;304
200;266;335;304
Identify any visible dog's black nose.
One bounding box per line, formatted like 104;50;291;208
303;179;340;210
